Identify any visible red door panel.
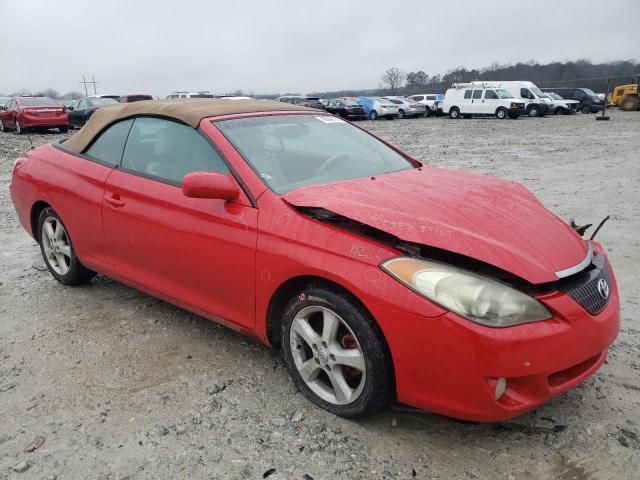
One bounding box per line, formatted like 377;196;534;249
102;169;258;329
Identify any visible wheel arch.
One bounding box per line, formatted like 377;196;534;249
30;200;51;237
266;275;378;350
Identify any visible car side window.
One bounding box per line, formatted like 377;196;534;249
574;90;585;101
84;119;134;167
472;90;482;99
77;99;86;109
520;88;533;99
121;117;229;185
484;90;498;99
464;90;472;99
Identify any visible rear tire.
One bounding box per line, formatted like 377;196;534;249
621;96;638;111
15;121;24;134
281;284;394;418
496;108;507;119
397;109;405;119
37;207;96;285
369;110;377;120
449;107;460;119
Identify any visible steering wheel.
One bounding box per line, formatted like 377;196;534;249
315;153;350;176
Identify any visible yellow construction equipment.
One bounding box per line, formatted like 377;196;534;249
608;83;639;111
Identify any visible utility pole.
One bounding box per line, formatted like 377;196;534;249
80;75;99;96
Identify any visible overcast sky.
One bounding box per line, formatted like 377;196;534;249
1;0;638;97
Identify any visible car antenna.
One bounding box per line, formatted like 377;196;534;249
589;215;610;240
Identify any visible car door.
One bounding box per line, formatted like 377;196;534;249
45;119;133;270
482;89;499;114
102;116;258;329
5;100;18;128
71;99;84;127
469;90;483;113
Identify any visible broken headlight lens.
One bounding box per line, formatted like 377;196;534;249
381;257;552;327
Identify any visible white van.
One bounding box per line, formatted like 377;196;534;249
442;83;525;119
471;81;550;117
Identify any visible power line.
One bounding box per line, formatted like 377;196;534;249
79;74;99;96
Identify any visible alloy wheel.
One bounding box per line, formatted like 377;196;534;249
289;305;366;405
41;216;72;275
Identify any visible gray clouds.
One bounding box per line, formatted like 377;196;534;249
1;0;638;96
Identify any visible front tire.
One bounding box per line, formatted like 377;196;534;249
369;110;378;120
449;107;460;119
581;104;592;114
59;126;69;133
496;107;507;119
397;109;405;119
527;106;540;117
37;207;96;285
281;284;394;418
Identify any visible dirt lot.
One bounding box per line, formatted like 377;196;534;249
1;111;639;480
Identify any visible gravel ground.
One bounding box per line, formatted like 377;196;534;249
0;110;639;480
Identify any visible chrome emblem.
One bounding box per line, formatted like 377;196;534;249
597;278;610;299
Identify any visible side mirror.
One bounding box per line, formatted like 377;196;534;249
182;171;239;200
67;106;74;111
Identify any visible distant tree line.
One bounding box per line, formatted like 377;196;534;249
3;59;638;100
0;88;83;99
310;59;640;98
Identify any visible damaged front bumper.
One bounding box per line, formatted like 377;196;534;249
368;245;620;422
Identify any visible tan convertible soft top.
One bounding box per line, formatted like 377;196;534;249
63;99;313;153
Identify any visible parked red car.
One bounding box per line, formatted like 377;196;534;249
9;100;619;421
0;96;68;134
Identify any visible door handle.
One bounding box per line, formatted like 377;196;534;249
104;194;125;208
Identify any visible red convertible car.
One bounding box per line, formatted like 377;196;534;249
0;96;69;134
9;100;619;421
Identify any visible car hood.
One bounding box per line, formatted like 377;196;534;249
283;167;588;284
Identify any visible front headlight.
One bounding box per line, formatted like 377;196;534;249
381;257;552;327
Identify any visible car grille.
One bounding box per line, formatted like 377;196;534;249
562;255;611;315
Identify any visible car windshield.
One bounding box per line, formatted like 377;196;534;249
20;97;58;106
547;92;562;100
531;87;545;97
496;89;513;99
89;97;119;107
216;114;414;194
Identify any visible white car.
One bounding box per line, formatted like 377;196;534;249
383;97;427;118
442;84;525;119
406;94;444;116
544;92;579;115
